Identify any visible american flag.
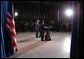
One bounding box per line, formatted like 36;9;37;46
1;1;18;57
6;1;17;53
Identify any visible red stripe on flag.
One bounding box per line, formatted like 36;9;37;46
6;12;17;52
7;12;15;28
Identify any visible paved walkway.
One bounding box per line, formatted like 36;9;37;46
10;32;71;58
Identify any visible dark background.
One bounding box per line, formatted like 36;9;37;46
13;1;72;32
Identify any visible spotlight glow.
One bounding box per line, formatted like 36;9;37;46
14;12;18;16
65;9;73;17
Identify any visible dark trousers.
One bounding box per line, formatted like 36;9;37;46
36;30;39;37
40;31;44;41
36;28;40;37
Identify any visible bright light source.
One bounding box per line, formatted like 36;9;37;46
14;12;18;17
65;8;73;17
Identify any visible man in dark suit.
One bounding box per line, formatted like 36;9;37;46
39;19;45;41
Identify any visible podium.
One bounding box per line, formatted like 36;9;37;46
44;27;51;41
